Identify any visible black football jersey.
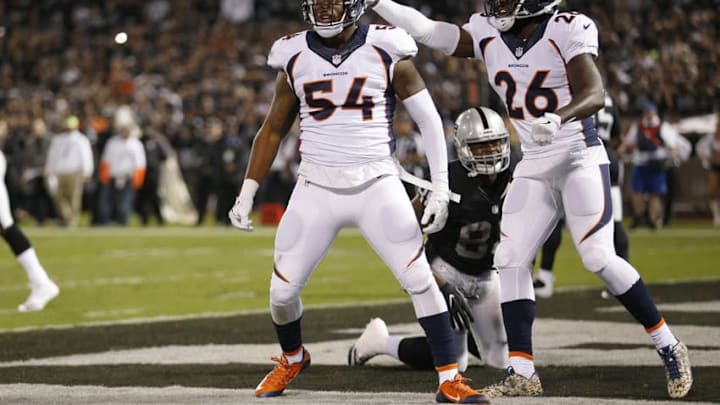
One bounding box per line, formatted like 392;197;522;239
425;161;510;276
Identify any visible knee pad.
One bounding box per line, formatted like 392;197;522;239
2;224;31;256
398;258;434;295
597;256;640;295
579;244;611;272
270;280;303;324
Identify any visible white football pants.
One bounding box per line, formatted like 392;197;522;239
495;146;632;302
0;153;15;229
269;174;444;324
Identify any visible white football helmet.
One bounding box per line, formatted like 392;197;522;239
303;0;366;38
482;0;561;31
453;107;510;177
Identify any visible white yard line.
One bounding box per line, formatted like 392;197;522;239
0;385;713;405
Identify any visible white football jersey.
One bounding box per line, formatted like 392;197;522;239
463;11;600;158
268;25;417;167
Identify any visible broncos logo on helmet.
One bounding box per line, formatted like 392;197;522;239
302;0;367;38
482;0;561;31
453;107;511;177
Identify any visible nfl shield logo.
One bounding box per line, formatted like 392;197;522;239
332;54;342;65
515;47;523;57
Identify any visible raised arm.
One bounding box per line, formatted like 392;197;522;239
369;0;475;58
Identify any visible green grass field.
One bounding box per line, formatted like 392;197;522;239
0;222;718;331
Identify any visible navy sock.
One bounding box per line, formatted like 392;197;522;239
615;279;662;329
418;312;456;367
273;317;302;353
501;299;535;356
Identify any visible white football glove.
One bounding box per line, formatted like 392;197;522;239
421;180;450;234
530;112;562;146
228;179;259;232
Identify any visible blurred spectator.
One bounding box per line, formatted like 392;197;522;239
44;115;94;227
696;115;720;226
19;118;53;225
97;107;147;225
136;124;173;226
193;118;247;226
622;102;679;230
662;128;692;226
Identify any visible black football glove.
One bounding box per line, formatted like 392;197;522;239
439;283;474;331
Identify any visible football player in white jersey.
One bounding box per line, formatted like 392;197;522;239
369;0;692;399
228;0;487;402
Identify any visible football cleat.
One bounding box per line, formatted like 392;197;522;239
481;367;543;397
254;349;311;397
532;269;554;299
348;317;389;366
18;280;59;312
436;374;490;403
658;341;692;398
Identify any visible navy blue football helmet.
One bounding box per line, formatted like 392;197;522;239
482;0;561;31
303;0;367;38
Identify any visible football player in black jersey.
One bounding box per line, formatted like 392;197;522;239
533;93;630;298
348;106;511;372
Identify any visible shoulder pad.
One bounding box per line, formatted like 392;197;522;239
267;31;308;71
366;24;418;61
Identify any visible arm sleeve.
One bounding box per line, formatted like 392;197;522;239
402;89;448;185
373;0;460;55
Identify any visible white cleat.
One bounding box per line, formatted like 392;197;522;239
533;269;555;299
18;280;60;312
348;317;389;366
658;341;693;399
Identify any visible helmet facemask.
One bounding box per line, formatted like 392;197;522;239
303;0;366;38
453;107;511;177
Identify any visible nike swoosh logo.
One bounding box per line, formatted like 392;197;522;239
583;23;591;29
447;393;461;402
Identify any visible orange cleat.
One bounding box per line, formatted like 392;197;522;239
436;374;490;403
254;349;311;398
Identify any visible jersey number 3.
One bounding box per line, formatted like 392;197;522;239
304;78;375;121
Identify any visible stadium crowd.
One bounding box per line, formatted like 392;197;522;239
0;0;717;225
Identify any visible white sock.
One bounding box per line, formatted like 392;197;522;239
284;346;305;364
509;356;536;378
648;321;678;350
17;248;51;285
438;368;458;385
385;335;402;359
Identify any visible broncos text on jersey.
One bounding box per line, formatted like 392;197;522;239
267;24;417;167
463;10;600;158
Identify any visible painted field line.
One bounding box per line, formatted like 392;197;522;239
0;385;712;405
